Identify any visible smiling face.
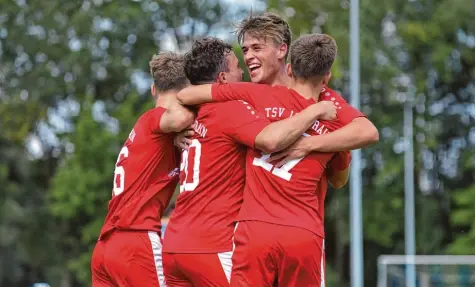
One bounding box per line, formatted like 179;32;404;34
236;12;292;86
241;34;287;85
220;51;243;83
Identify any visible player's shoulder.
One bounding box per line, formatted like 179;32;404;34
139;106;167;121
267;84;293;95
131;106;168;135
211;100;254;115
196;102;217;114
320;86;347;102
226;82;266;89
208;101;263;126
228;82;278;93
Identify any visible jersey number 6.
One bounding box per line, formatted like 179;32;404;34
113;146;129;196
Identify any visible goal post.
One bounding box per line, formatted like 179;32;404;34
377;255;475;287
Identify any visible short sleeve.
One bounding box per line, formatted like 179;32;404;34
216;101;270;148
321;88;366;125
146;107;167;133
211;83;272;108
328;151;352;171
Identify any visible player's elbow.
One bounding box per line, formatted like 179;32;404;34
328;169;350;189
329;178;348;189
262;142;280;154
255;135;281;154
357;118;379;146
366;124;379;145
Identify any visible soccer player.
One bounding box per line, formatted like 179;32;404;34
161;37;337;287
236;11;377;162
90;52;194;287
177;33;378;286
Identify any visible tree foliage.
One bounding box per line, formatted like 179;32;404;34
0;0;473;286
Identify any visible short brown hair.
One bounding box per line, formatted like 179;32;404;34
236;12;292;60
149;52;189;92
184;37;232;85
290;34;337;80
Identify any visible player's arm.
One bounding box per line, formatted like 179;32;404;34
157;105;195;133
254;101;337;154
220;101;337;154
268;95;378;167
177;84;213;105
327;151;351;189
300;117;378;152
177;82;263;106
269;117;378;167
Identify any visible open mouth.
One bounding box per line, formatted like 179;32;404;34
248;63;261;74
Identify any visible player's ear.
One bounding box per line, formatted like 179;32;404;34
286;63;293;78
277;43;287;60
151;84;157;98
217;71;227;84
323;71;332;85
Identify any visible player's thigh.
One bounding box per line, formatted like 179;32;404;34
277;228;325;287
231;221;277;287
91;240;115;287
163;253;193;287
174;253;230;287
104;231;165;287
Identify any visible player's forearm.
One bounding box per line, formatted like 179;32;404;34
328;168;350;189
160;106;195;133
302;117;379;152
255;104;323;154
177;84;213;105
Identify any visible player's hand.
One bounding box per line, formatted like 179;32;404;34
317;101;337;121
266;137;311;168
174;125;194;150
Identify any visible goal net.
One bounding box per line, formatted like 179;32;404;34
377;255;475;287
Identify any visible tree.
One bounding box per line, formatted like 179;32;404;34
0;0;233;285
0;0;473;285
48;95;148;285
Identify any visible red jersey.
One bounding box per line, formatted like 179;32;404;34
162;101;270;253
211;83;365;237
315;151;352;231
99;107;180;239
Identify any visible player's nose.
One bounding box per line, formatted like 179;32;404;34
244;52;255;63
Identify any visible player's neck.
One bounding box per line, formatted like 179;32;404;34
290;81;324;102
266;65;291;87
155;91;180;109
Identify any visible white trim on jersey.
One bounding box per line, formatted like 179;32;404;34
217;251;233;283
217;223;240;284
148;231;166;287
232;222;239;252
321;239;326;287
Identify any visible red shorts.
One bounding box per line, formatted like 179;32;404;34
163;252;233;287
91;230;165;287
231;221;325;287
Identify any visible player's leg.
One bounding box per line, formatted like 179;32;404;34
230;221;277;287
163;252;194;287
103;231;165;286
171;253;230;287
276;226;325;287
91;240;115;287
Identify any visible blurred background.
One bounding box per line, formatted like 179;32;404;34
0;0;474;286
